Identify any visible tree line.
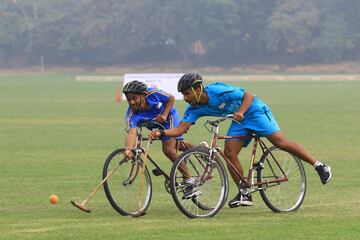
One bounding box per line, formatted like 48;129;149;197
0;0;359;67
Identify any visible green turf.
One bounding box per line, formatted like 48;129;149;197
1;74;359;239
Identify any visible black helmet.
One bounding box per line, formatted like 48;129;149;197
177;73;203;92
122;80;148;94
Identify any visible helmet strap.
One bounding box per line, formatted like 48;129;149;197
191;84;203;103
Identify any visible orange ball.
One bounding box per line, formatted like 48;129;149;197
49;194;59;204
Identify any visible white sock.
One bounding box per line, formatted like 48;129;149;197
314;161;323;168
185;178;195;184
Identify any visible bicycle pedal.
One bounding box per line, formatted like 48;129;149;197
240;188;251;195
152;168;163;176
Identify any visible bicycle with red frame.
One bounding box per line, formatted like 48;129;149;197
169;115;307;218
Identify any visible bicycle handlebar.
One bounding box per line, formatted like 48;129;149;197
137;118;167;130
203;114;243;134
205;114;234;126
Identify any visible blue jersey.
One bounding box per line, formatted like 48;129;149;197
125;88;183;140
182;82;267;123
181;82;280;143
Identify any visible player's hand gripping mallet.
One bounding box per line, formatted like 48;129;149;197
71;162;121;213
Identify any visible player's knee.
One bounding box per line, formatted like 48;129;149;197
163;147;176;159
224;149;236;159
275;140;291;151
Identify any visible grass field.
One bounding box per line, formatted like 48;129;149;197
1;74;360;239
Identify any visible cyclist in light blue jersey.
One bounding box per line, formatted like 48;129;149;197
123;80;199;199
149;73;332;208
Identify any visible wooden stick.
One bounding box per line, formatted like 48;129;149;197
133;139;151;217
71;161;121;213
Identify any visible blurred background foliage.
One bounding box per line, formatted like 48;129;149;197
0;0;359;67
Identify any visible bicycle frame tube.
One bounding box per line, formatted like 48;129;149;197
218;151;247;183
219;136;288;187
205;117;290;190
146;154;170;180
216;136;257;187
134;121;192;183
209;122;253;185
122;160;139;185
135;129;172;181
258;140;288;181
199;163;214;183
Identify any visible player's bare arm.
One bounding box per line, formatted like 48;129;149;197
156;94;175;123
233;91;254;122
149;121;192;140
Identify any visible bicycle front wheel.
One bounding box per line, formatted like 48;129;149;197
103;148;152;216
170;147;229;218
257;146;306;212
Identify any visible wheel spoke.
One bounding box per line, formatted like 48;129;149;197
170;147;228;218
103;149;152;216
258;147;306;212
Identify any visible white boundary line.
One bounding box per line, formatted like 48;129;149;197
75;75;360;82
205;75;360;81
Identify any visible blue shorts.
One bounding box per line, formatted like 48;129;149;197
146;113;184;141
226;106;280;147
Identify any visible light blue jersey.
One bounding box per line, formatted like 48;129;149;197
181;82;280;146
126;88;183;141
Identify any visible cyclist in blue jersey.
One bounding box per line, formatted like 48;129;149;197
149;73;332;208
123;80;200;199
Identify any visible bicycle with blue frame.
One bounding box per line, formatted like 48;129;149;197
169;115;307;218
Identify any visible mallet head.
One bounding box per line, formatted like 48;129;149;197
71;200;91;213
132;211;146;218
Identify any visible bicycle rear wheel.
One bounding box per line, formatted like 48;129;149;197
257;146;306;212
170;147;229;218
103;148;152;216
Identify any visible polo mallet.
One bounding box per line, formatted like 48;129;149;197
132;139;151;218
71;162;121;213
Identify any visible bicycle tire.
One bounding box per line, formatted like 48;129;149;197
257;146;306;212
103;148;152;216
170;146;229;218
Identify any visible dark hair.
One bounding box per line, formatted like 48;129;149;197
122;80;148;94
177;73;203;92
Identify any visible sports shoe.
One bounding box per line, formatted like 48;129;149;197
228;192;253;208
315;163;332;184
182;178;202;199
152;168;163;176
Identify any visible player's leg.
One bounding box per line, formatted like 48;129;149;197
266;131;317;165
162;139;201;198
162;139;191;178
258;105;331;184
224;121;253;207
266;131;332;184
223;139;245;183
162;139;178;162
